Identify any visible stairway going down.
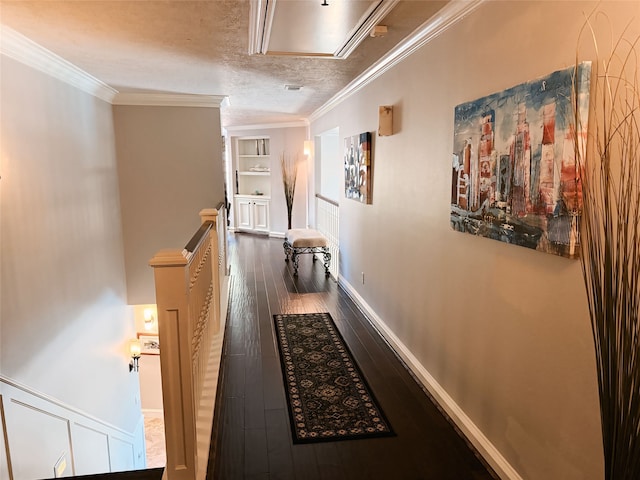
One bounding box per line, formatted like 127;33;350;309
41;467;164;480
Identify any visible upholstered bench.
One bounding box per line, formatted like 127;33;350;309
283;229;331;276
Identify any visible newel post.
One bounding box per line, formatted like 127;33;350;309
199;208;221;334
148;250;195;480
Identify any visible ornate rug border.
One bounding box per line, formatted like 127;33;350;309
273;311;395;444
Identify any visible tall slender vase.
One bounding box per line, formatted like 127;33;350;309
281;152;298;231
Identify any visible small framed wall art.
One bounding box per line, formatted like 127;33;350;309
138;334;160;355
344;132;373;204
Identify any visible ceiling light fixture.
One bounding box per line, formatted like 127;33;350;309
321;1;329;6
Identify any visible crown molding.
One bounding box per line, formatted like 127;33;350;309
224;120;308;132
113;93;229;108
334;0;400;59
0;26;118;103
308;0;486;123
248;0;276;55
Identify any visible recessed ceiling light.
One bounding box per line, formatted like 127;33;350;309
284;84;303;91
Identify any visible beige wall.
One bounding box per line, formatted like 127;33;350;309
132;305;163;411
310;2;639;479
114;105;224;304
0;55;144;476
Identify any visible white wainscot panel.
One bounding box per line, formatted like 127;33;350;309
109;435;136;472
4;399;73;479
72;423;110;475
1;377;145;480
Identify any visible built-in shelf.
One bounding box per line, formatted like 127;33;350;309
234;136;271;233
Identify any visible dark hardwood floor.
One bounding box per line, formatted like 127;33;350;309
212;233;497;480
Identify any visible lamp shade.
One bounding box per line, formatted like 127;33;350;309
143;307;156;330
304;140;313;157
129;339;142;357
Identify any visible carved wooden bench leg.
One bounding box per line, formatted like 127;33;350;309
322;248;331;276
283;240;293;261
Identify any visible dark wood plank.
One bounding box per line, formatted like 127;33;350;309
244;355;265;430
313;442;347;480
224;354;246;399
216;398;245;480
211;233;498;480
262;353;286;411
265;408;295;480
290;443;320;480
245;427;269;477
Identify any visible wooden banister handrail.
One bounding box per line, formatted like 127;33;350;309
315;193;339;207
183;221;213;256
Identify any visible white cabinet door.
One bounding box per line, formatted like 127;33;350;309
236;198;253;229
235;197;269;233
252;200;270;233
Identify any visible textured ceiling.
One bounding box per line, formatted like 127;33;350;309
0;1;447;127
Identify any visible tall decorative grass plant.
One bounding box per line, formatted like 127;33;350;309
574;16;640;480
281;153;298;230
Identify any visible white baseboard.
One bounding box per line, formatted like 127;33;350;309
338;278;523;480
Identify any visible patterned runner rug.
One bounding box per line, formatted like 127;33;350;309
273;312;394;443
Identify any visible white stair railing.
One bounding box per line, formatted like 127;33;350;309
315;194;339;279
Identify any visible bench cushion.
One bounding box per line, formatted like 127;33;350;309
285;229;328;248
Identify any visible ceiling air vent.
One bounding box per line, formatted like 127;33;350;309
284;84;303;91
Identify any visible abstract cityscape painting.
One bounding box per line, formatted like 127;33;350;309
345;132;372;204
451;63;591;258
